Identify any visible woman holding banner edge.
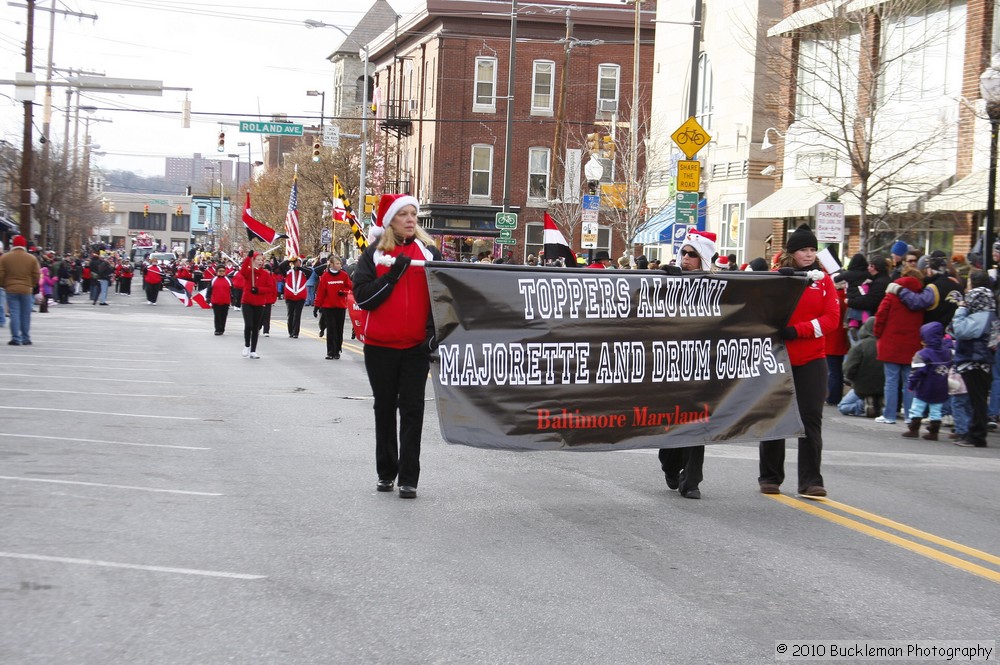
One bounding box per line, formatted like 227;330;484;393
758;224;840;498
352;194;441;499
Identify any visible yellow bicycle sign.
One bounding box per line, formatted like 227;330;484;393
671;117;711;159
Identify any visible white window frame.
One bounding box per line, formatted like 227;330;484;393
527;147;551;202
470;144;493;199
597;64;620;113
474;57;497;113
696;53;714;130
532;60;555;115
525;222;543;261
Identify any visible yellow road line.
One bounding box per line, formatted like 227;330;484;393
819;498;1000;568
272;319;363;356
767;494;1000;584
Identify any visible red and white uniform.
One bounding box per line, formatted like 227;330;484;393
315;269;353;309
283;268;309;302
210;273;233;306
144;264;164;285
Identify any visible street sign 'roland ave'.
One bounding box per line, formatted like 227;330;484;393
239;120;304;136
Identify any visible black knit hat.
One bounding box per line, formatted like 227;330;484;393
786;224;818;253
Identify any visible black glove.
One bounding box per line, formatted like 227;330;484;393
662;264;682;276
387;254;412;282
313;307;318;318
250;286;259;295
779;326;797;340
337;290;347;297
247;249;254;258
777;267;796;276
422;333;439;359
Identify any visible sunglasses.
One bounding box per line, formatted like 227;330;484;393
680;249;701;259
905;259;917;264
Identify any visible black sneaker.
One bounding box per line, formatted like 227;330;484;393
398;486;417;499
376;480;394;492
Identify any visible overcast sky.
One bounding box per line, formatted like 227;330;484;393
0;0;427;176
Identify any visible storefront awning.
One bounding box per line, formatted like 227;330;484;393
923;171;996;212
839;178;953;215
747;182;835;219
632;205;675;245
0;216;17;233
768;0;848;37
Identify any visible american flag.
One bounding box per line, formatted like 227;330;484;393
285;171;300;258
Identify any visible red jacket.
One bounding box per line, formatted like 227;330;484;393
314;269;353;309
283;267;309;302
239;257;277;306
143;264;163;285
210;275;233;306
825;288;851;357
873;275;924;365
784;271;841;366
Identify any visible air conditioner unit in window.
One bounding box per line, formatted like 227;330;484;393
598;99;618;113
409;99;418;112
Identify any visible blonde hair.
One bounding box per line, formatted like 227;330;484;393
901;265;923;281
376;220;435;251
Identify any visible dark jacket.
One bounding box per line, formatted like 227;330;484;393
907;322;951;404
834;253;869;295
843;317;883;397
847;257;890;316
895;271;963;327
951;288;997;366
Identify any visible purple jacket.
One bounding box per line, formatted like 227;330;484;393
907;322;951;404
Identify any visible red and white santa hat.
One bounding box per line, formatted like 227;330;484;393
368;193;420;243
684;230;717;271
714;255;730;270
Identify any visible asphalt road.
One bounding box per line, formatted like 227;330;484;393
1;294;998;664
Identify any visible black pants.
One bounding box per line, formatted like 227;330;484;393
322;307;346;356
262;303;272;334
658;445;705;491
145;282;159;303
826;354;844;405
759;357;827;490
962;367;990;446
242;305;265;351
213;304;229;333
120;277;131;295
57;282;71;304
232;288;242;308
286;299;305;336
364;343;430;488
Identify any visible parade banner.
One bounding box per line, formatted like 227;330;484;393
426;264;809;451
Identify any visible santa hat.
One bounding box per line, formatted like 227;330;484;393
714;255;730;270
684;230;717;271
11;235;27;248
368;193;419;243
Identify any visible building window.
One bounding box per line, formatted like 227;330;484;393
718;201;746;264
795;33;858;119
474;57;497;112
171;214;190;232
532;60;554;114
128;212;166;231
880;2;965;103
527;148;550;201
197;207;207;223
470;145;493;198
696;53;714;130
597;64;620;113
424;60;434;110
525;221;543;261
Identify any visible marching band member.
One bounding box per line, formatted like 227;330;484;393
282;256;311;338
314;256;352;360
210;265;233;335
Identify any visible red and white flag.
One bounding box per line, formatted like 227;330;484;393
242;192;287;245
542;212;577;267
285;171;300;258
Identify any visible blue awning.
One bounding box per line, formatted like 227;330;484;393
632;206;675;245
0;216;17;233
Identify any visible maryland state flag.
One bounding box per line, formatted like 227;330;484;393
243;192;288;244
333;175;368;251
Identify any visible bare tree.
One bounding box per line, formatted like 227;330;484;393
759;0;966;252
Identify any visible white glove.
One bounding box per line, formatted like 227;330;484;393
885;282;902;296
806;269;824;282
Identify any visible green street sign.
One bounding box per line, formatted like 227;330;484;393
495;237;517;245
499;228;513;239
495;212;518;229
239;120;304;136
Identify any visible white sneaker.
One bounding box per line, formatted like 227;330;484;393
874;415;896;424
263;332;269;337
249;352;260;359
242;346;250;358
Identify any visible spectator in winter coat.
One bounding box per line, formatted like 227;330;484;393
873;267;925;424
846;252;891;326
891;255;963;327
834;252;870;343
758;224;840;498
902;322;951;440
949;270;997;447
839;317;884;416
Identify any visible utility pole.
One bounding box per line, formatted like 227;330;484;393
19;0;35;240
550;10;573;203
501;0;518;214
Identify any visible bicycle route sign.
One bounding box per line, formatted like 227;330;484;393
671;116;711;159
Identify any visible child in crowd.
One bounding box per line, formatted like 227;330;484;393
903;322;951;440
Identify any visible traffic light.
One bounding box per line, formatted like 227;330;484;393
312;141;322;163
602;136;615;160
176;205;183;216
101;199;109;212
108;201;115;212
217;131;225;152
586;132;601;154
364;195;377;214
143;204;149;218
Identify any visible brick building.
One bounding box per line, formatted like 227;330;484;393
365;0;655;262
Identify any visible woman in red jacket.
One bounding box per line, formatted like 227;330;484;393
209;265;233;335
142;258;163;305
759;224;841;498
313;256;352;359
872;266;925;424
352;194;440;499
239;250;277;359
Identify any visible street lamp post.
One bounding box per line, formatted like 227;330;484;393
306;90;326;130
980;54;1000;274
305;19;370;217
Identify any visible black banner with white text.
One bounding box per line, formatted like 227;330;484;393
426;264;809;451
